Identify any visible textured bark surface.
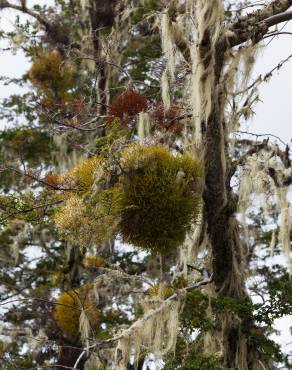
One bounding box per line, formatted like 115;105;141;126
88;0;118;115
200;29;250;367
229;0;292;46
55;345;86;370
193;3;292;367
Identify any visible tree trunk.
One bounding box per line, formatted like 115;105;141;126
200;36;256;368
55;345;86;370
88;0;117;115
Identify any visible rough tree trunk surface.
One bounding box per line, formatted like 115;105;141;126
197;5;255;368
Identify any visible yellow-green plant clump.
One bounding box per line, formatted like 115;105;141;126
54;188;120;247
148;284;174;300
118;145;201;253
29;50;75;96
53;155;120;247
53;146;201;252
54;195;86;240
61;156;101;193
54;286;99;339
83;255;105;269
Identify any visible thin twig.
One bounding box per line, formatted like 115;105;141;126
235;130;287;146
0;200;63;224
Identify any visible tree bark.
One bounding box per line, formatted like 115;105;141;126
200;33;256;368
55;345;86;370
87;0;118;115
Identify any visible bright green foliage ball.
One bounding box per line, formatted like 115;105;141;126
118;145;201;253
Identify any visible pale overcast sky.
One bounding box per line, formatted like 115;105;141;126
0;0;291;360
251;24;292;146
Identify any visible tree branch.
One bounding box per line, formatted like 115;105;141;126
4;166;76;192
228;0;292;46
235;130;288;147
0;0;50;29
266;9;292;27
49;116;105;132
230;140;269;177
0;0;74;47
0;200;63;224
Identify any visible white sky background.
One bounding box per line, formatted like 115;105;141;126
0;0;52;106
248;29;292;146
0;0;292;365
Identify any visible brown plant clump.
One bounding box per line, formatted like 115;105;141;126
107;90;148;125
151;103;184;134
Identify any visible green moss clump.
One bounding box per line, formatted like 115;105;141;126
53;145;201;253
118;145;201;253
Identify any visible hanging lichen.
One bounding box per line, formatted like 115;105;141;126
276;187;292;261
238;148;292;261
161;69;171;112
160;12;176;81
52;131;80;172
187;0;224;145
0;220;30;264
137;112;151;141
223;43;258;133
116;297;182;370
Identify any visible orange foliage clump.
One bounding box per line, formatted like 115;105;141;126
44;172;61;189
151;103;183;133
107;90;148;125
